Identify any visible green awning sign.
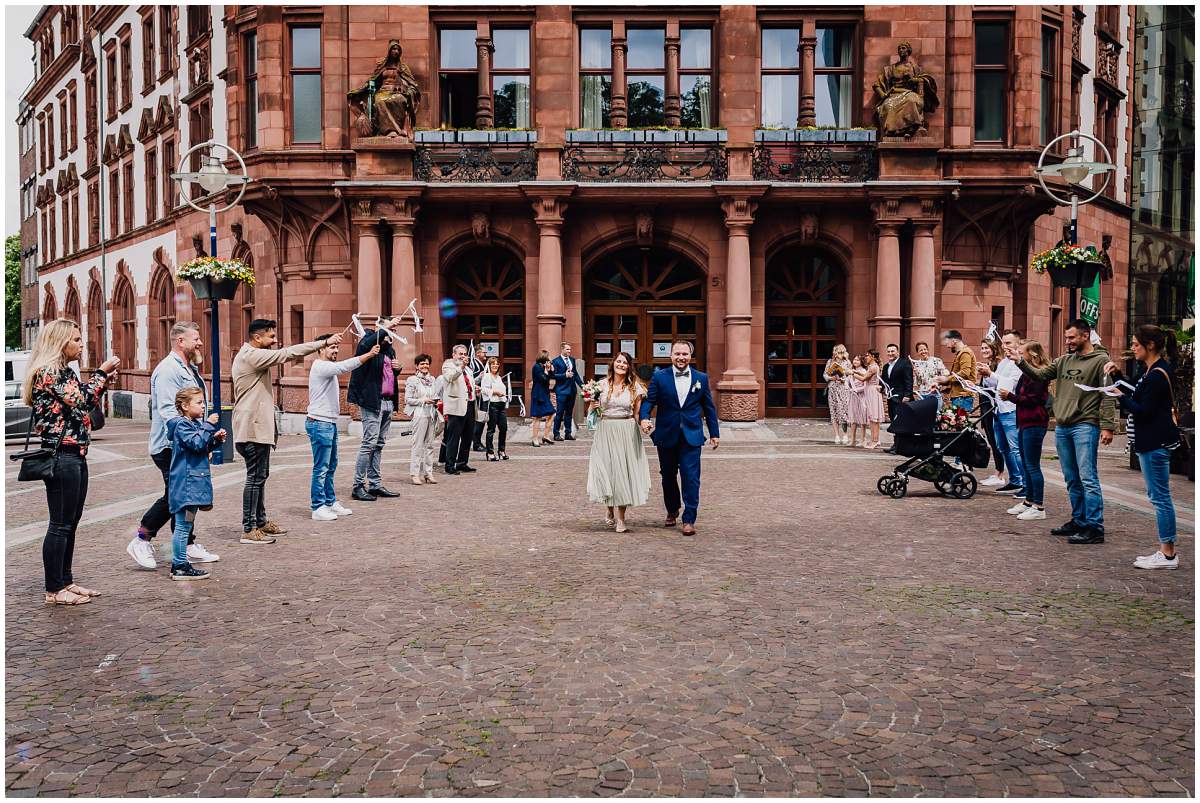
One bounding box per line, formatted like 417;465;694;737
1080;274;1101;327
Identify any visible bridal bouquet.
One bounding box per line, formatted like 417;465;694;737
936;404;970;431
582;380;604;431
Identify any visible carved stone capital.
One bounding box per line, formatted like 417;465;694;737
720;197;758;227
531;196;568;226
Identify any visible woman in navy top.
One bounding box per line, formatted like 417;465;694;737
1105;325;1181;569
529;350;556;447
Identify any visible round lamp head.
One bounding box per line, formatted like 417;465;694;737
197;153;229;194
1058;149;1091;184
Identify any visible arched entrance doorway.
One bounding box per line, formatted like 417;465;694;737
584;247;705;381
764;246;845;417
445;245;525;406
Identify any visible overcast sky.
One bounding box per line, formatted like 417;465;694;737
6;4;38;237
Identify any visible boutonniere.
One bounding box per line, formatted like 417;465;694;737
691;380;701;394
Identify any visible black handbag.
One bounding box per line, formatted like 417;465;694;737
89;403;106;432
9;415;66;482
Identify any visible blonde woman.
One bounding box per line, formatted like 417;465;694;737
480;356;510;461
853;351;885;449
823;344;853;444
22;319;119;606
585;352;651;533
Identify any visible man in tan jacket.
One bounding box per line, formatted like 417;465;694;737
231;318;341;544
439;344;477;475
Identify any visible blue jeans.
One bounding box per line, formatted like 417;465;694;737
1138;448;1177;544
1019;426;1047;506
992;410;1024;488
950;396;974;413
306;419;339;510
1055;423;1103;530
172;508;197;566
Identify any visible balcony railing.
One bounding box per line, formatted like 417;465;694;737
561;130;729;182
412;130;537;183
751;129;877;183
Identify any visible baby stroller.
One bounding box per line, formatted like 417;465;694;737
876;394;992;499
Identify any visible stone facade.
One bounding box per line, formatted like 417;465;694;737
22;5;1137;421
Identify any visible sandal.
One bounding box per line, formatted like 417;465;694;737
44;589;91;606
66;584;101;597
615;522;629;533
423;474;438;484
499;451;509;460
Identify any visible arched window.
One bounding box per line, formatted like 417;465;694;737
86;281;106;368
64;285;81;325
112;275;137;370
148;266;176;364
42;291;58;322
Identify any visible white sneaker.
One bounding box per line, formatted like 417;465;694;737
1016;507;1047;521
311;506;338;522
1007;502;1030;515
1134;551;1180;570
981;475;1006;487
126;537;157;570
186;542;220;563
328;501;353;516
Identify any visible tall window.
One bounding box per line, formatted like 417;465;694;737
70;191;79;253
87;180;99;246
973;21;1009;142
142;15;155;89
680;28;712;127
244;31;258;148
580;28;612;127
108;167;120;236
38;115;46;171
761;28;800;128
438;28;477;128
626;27;665;126
1070;74;1082;133
47;106;56;165
815;27;854;127
113;276;136;370
162;137;176;210
1040;26;1058;145
158;6;173;76
186;6;211;42
68;86;77;149
48;203;57;261
188;101;212;199
58;96;68;155
122;161;134;232
149;267;176;364
120;35;132;110
105;48;118;120
145;146;158;222
289;26;322;143
492;28;531;128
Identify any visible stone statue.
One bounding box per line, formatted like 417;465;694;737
872;41;940;138
348;39;421;140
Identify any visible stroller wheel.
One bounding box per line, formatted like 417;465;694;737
877;476;896;496
948;471;978;499
888;478;908;499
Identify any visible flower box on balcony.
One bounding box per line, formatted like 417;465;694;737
566;128;728;145
754;128;877;144
414;129;536;145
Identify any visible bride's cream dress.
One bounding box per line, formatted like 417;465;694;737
585;379;651;508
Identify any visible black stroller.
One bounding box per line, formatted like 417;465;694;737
876;394;993;499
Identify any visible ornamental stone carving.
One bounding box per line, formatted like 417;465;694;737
719;391;759;422
348;40;422;141
873;41;940;137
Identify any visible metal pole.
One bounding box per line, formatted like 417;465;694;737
208;202;223;465
1068;193;1079;322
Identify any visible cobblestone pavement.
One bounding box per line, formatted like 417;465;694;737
5;419;1194;796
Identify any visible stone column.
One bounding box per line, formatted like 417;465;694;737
389;199;420;364
664;26;681;127
798;24;816;127
475;29;494;129
717;193;763;421
909;223;937;351
354;207;382;317
532;195;568;353
610;26;628;128
873;222;902;350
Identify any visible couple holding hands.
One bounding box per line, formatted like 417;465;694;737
584;340;720;535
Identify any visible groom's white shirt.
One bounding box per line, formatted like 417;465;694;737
673;368;691;407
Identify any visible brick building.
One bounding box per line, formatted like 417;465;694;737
20;5;1137;421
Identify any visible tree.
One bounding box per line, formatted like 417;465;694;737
5;235;21;350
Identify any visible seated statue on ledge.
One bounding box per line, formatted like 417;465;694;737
873;41;940;138
348;39;421;141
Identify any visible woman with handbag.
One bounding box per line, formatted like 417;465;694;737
19;319;119;605
1104;325;1182;570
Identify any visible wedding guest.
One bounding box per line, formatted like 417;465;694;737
480;356;510;461
404;353;441;485
1016;319;1116;544
552;342;584;441
975;340;1007;488
932;330;977;412
989;331;1027;496
880;343;913;421
232;320;340;544
440;344;479;474
469;344;488;451
1105;325;1182;568
130;321;217;570
854;351;884;449
1002;340;1051;521
586;352;650;533
823;344;853;444
529;351;556;447
847;355;868;447
347;318;403;503
165;388;226;580
306;336;379;521
22;318;117;605
910;341;947;396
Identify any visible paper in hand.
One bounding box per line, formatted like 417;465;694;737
1075;380;1134;397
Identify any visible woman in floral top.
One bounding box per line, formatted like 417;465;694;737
21;319;119;606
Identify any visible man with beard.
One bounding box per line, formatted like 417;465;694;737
129;322;220;569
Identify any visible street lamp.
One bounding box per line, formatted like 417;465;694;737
171;140;250;465
1035;130;1116;320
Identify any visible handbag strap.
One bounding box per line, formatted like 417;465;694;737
1152;366;1180;426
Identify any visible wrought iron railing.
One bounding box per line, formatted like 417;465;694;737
561;144;728;182
751;143;877;183
413;145;537;183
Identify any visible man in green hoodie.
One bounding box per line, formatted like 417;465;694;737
1013;319;1116;545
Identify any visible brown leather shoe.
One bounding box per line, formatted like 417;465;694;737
260;521;288;535
681;524;696;537
664;516;678;528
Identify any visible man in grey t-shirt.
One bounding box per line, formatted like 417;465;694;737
307;336;378;521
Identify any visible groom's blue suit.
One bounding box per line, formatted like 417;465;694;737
638;365;720;525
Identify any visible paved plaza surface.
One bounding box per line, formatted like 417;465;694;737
5;418;1195;797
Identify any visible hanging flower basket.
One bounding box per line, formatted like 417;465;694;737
178;257;255;301
1029;243;1105;288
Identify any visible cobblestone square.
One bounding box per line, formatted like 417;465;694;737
5;420;1194;796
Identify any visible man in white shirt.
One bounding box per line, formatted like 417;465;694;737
306;336;379;521
989;329;1026;495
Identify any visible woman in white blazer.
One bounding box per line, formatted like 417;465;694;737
404;353;441;484
479;357;510;461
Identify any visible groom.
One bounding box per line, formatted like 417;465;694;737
639;340;720;536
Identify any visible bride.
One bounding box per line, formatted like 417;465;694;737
585;352;651;533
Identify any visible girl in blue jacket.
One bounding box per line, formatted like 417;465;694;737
167;387;226;580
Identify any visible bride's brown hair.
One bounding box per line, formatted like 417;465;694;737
607;352;642;394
